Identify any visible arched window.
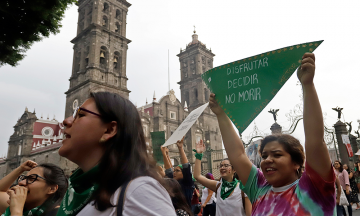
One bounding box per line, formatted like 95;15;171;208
113;51;121;73
79;10;85;20
103;2;109;14
116;9;121;20
87;3;92;14
102;16;108;28
87;16;92;27
184;91;189;106
99;46;108;69
75;52;81;72
78;21;84;34
115;22;120;34
85;46;90;67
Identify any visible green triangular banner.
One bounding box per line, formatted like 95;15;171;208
151;131;166;165
201;40;323;134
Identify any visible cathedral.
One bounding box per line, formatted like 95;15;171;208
0;0;223;177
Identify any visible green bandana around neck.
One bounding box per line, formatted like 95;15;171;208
2;205;46;216
56;165;100;216
220;178;239;200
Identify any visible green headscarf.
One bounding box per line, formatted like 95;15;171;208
56;166;99;216
220;179;239;200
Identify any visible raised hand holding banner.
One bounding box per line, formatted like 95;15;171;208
162;102;209;147
201;40;323;133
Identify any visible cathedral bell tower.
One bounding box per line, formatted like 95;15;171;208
64;0;131;118
177;30;215;112
177;31;223;157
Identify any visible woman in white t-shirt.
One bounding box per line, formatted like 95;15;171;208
57;92;175;216
200;173;216;216
193;141;251;216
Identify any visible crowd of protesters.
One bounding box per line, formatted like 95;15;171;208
0;53;347;215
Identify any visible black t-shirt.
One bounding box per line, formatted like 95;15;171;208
166;163;194;207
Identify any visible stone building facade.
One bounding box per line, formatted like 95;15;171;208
64;0;132;118
0;109;77;177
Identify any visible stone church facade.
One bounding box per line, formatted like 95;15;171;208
0;1;223;176
138;31;223;168
0;110;77;176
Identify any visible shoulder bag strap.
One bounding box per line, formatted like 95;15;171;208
116;180;131;216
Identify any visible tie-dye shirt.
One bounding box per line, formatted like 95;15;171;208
240;162;336;216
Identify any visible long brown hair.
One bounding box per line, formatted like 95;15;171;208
259;134;305;177
90;92;163;211
164;178;193;216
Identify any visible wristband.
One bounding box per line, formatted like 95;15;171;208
193;149;203;160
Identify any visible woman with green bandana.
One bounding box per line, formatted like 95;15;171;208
0;160;68;216
193;140;252;216
58;92;175;216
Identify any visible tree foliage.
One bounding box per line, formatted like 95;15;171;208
0;0;76;67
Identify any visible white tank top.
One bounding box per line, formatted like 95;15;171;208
215;180;246;216
201;187;216;205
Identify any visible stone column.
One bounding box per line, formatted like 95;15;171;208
350;134;359;163
334;121;350;164
270;123;282;134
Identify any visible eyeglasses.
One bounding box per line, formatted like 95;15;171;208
73;106;101;121
17;174;46;184
218;164;232;169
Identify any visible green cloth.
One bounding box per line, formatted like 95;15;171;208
2;205;47;216
178;164;183;169
220;178;239;200
150;131;165;165
56;166;99;216
201;41;323;134
192;149;203;160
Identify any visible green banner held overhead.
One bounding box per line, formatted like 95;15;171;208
201;40;323;133
151;131;165;165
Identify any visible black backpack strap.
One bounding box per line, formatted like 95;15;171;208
117;180;131;216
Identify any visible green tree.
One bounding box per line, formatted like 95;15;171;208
0;0;76;67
